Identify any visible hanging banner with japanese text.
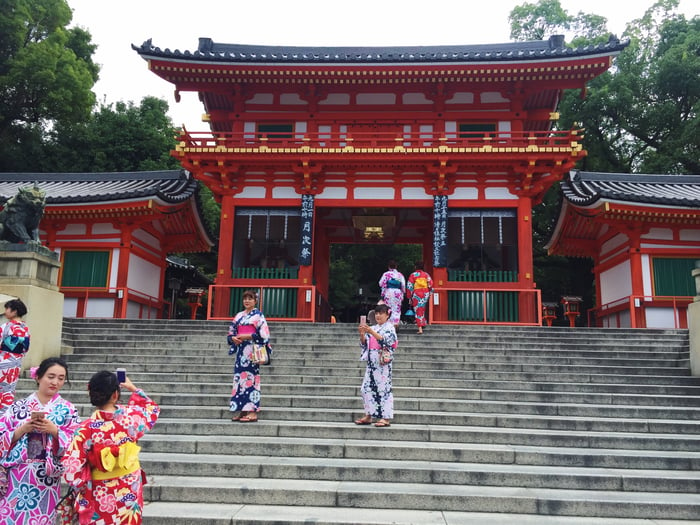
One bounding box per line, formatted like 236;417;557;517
299;194;314;266
433;195;448;268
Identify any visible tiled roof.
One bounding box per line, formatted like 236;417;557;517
0;170;197;205
132;35;628;64
560;171;700;208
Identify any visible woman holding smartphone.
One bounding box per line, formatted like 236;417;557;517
0;357;80;524
62;370;159;525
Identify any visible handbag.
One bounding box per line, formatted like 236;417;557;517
379;348;393;365
251;343;271;365
55;488;79;525
0;466;7;499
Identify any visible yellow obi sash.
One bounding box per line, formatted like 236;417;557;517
92;441;141;481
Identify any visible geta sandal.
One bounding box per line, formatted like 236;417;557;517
354;416;372;425
374;419;391;427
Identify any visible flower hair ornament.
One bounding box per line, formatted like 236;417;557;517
30;367;38;380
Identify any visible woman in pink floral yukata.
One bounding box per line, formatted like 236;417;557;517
62;370;159;525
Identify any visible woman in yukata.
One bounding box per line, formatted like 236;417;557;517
0;298;31;409
378;260;406;329
227;289;271;423
406;261;434;335
0;357;80;525
62;370;160;525
355;303;397;428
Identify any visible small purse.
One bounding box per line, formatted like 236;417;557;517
55;488;79;525
251;343;271;365
0;466;7;499
379;348;393;365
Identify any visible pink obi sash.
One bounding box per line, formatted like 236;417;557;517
237;324;256;336
368;337;381;350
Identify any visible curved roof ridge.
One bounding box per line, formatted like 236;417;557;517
132;35;628;64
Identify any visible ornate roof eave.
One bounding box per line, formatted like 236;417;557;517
132;35;628;66
0;171;197;205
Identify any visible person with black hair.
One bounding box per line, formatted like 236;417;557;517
378;260;406;329
355;303;397;428
62;371;159;525
0;298;30;409
0;356;80;523
406;261;434;335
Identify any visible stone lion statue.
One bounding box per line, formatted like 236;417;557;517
0;184;46;244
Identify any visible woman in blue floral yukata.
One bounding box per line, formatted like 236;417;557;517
355;303;397;428
227;289;271;423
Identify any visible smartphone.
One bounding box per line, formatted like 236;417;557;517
359;315;367;325
31;411;45;420
116;368;126;383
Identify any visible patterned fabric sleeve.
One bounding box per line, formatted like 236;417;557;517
0;404;16;460
126;389;160;438
377;324;398;352
0;321;30;354
378;271;389;289
252;310;270;346
62;423;91;490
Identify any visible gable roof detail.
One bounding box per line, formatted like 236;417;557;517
132;35;628;65
0;170;196;205
561;171;700;208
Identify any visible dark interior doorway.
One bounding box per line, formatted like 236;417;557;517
329;243;422;323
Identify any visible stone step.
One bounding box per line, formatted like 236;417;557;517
140;452;700;492
141;475;700;519
140;419;700;451
139;426;700;458
62;350;691;368
141;503;700;525
50;384;700;408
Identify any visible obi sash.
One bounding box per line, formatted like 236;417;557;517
368;337;381;350
91;441;141;481
237;324;256;336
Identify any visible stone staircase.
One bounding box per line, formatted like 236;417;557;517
23;319;700;523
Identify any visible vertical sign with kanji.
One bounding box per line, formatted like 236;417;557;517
299;194;314;266
433;195;448;268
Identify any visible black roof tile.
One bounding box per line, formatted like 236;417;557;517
561;170;700;208
132;35;628;64
0;170;197;205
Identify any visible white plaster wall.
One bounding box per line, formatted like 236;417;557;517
498;122;512;133
295;122;307;135
481;92;509;103
272;187;300;199
400;187;432;200
247;93;273;104
446;93;474;104
403;93;431;104
316;187;348;200
354;188;395;199
600;260;632;305
92;223;119;234
281;93;306;105
642;228;674;240
356;93;396;105
61;224;87;235
109;249;119;289
85;299;115;318
641;254;653;296
645;307;679;328
601;233;627;257
603;309;631;328
485;187;517;199
63;298;78;317
133;229;160;251
127;255;161;299
451;188;479;199
237;187;267;199
319;93;350;105
680;229;700;241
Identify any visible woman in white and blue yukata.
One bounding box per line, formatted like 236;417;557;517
355;303;397;428
227;289;271;423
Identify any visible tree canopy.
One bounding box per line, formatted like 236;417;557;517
0;0;99;170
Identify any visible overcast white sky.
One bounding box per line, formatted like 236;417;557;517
68;0;698;131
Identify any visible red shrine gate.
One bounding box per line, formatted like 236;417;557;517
134;35;627;323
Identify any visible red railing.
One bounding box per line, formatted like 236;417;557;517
206;284;317;322
60;287;164;319
430;286;542;326
177;129;581;152
588;295;693;329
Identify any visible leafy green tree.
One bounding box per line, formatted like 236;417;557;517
0;0;98;170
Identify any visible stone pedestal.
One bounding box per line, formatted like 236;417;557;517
0;245;63;369
688;266;700;377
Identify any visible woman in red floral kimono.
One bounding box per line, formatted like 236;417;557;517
406;261;434;335
62;371;159;525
